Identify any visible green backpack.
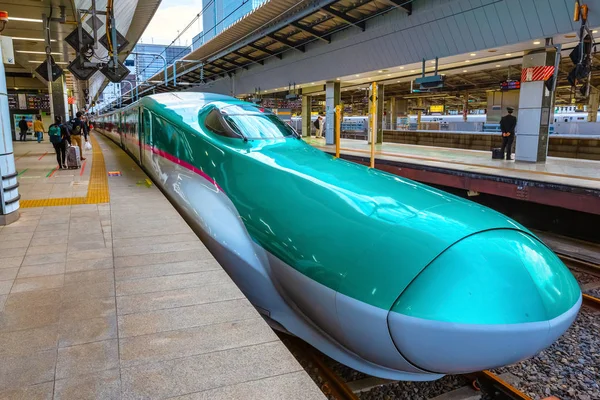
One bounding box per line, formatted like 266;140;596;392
49;125;62;143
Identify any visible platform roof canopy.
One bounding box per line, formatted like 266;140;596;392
141;0;412;94
2;0;161;105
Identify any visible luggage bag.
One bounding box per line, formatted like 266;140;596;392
66;145;81;169
491;148;504;160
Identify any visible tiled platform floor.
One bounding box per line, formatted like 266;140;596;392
13;140;93;201
0;134;324;399
308;138;600;190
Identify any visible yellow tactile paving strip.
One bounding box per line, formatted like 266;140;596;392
20;134;109;208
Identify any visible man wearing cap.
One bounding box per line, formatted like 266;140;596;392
499;107;517;160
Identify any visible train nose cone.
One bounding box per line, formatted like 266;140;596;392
387;229;581;374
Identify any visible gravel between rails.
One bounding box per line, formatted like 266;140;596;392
570;269;600;286
493;308;600;400
356;375;467;400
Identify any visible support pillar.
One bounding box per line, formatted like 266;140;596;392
377;85;384;143
51;75;68;122
462;92;469;122
417;98;423;130
301;95;311;137
588;88;599;122
325;81;340;145
515;49;556;163
368;82;383;143
0;44;20;225
389;97;397;130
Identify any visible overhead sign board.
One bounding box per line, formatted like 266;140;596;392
500;80;521;91
35;57;63;82
430;105;444;113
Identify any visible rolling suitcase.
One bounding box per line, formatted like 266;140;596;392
66;145;81;169
491;148;503;160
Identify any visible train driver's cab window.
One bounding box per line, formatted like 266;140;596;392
219;104;296;139
204;109;240;139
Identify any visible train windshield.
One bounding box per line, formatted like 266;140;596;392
219;105;295;139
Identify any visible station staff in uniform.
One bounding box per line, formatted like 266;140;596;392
500;107;517;160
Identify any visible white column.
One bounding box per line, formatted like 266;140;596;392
0;44;20;224
515;50;556;163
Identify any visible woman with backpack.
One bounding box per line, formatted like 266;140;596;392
48;116;70;169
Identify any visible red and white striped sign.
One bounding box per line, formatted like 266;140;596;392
521;66;555;82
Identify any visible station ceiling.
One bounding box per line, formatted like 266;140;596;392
334;50;600;109
2;0;160;104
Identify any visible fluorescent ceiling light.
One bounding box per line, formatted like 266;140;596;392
17;50;61;55
8;17;43;23
28;60;68;65
12;37;56;42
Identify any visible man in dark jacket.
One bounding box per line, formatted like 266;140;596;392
69;112;87;161
499;107;517;160
18;116;29;141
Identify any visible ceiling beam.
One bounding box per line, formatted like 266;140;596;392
290;22;330;43
375;0;412;14
321;6;366;31
245;43;283;60
266;35;305;53
221;57;249;70
232;51;265;65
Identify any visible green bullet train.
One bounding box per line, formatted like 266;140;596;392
96;92;581;380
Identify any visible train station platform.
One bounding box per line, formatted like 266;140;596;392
0;135;324;399
309;138;600;216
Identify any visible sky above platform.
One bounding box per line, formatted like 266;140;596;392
140;0;203;47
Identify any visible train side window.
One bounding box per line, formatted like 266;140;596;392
204;109;239;138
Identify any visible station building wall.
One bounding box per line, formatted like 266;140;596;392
196;0;596;96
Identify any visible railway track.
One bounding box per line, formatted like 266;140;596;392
554;250;600;311
280;330;534;400
280;232;599;400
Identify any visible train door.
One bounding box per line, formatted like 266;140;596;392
118;112;123;148
141;108;152;168
137;106;143;164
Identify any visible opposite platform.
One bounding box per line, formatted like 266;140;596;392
310;138;600;215
0;133;325;399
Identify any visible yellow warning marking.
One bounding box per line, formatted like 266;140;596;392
20;135;110;208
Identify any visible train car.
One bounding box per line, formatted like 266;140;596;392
96;93;581;381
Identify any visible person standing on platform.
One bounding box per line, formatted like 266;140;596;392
48;116;69;169
500;107;517;160
69;111;87;161
18;116;28;141
33;115;45;143
316;114;325;138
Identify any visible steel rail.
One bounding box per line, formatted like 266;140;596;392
557;253;600;277
276;333;358;400
555;253;600;310
469;371;532;400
